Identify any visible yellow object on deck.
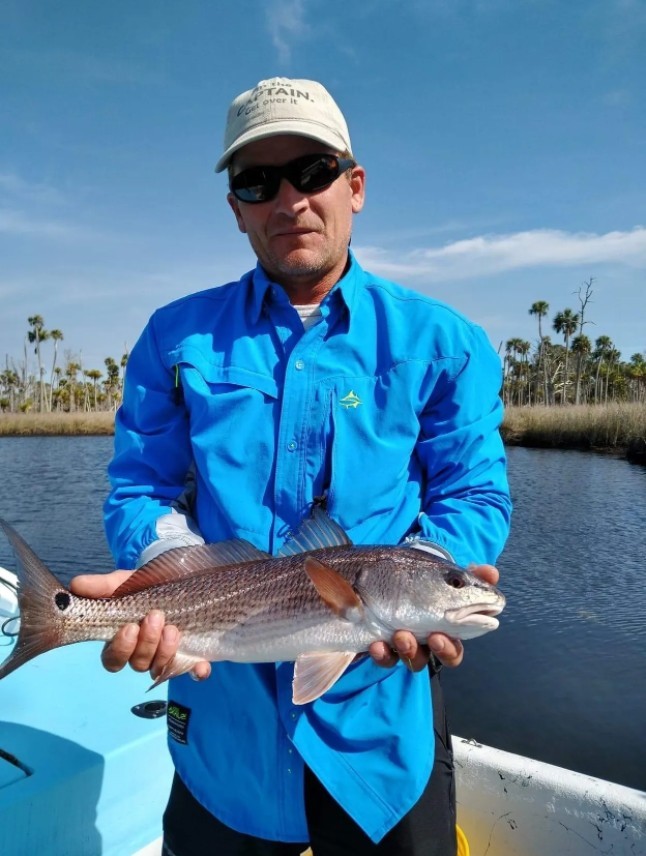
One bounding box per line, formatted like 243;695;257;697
301;827;468;856
456;823;470;856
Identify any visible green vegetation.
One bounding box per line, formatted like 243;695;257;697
2;314;127;414
504;281;645;408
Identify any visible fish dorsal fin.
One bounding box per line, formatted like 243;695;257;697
278;507;352;557
292;651;356;704
304;557;364;622
112;540;269;597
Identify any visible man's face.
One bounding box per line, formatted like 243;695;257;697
227;135;365;300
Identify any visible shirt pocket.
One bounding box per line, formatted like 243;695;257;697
322;365;425;529
172;350;280;517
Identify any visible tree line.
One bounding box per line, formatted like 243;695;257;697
503;279;646;406
1;315;128;413
2;285;645;414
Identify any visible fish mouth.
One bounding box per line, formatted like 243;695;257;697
444;603;504;629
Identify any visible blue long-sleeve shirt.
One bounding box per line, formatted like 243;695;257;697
104;252;511;843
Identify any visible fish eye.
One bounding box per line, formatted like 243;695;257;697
445;572;466;589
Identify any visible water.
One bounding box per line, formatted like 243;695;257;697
444;446;646;791
0;437;114;580
0;439;644;790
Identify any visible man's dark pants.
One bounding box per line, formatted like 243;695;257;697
162;672;456;856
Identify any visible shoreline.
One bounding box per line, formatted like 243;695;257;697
1;406;645;463
0;411;115;436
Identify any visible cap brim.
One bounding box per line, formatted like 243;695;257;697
214;121;352;173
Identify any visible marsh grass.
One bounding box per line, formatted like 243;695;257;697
0;411;115;436
502;403;646;452
1;406;645;460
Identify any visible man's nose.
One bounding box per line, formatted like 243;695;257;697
272;176;310;216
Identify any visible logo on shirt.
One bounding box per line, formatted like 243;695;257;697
339;390;361;409
167;700;191;744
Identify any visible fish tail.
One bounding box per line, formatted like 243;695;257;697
0;519;67;679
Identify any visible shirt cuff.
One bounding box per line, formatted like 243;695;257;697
137;510;205;568
402;535;455;564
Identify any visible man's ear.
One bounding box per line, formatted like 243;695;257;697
349;165;366;214
227;192;248;234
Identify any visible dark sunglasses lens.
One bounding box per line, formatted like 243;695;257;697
231;166;279;203
231;155;351;203
290;155;339;192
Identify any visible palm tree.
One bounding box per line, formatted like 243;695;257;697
553;309;580;404
504;338;524;405
592;336;613;404
65;360;81;412
529;301;549;404
628;353;646;403
85;369;103;411
104;357;121;410
0;367;19;413
571;334;591;405
516;340;532;405
27;315;49;412
48;329;64;412
604;348;622;404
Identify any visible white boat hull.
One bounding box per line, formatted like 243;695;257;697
454;736;645;855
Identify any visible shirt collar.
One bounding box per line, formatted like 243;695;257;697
248;250;362;325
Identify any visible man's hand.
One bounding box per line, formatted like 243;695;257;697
369;564;499;671
70;571;211;681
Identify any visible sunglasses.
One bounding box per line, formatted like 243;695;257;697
230;153;356;204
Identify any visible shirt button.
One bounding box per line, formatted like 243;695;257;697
287;747;293;755
290;711;298;720
287;440;298;452
294;359;305;371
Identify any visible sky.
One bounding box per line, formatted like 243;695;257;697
1;0;645;378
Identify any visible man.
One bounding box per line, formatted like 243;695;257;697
72;78;511;855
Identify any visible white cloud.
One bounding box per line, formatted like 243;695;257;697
265;0;311;64
0;173;67;206
0;207;100;242
355;227;646;281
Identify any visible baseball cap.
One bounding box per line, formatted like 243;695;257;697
215;77;353;173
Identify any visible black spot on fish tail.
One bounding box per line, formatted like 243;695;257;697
55;592;71;611
0;518;69;679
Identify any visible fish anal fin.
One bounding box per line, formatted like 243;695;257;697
113;540;269;598
304;557;363;621
292;651;356;705
147;652;208;689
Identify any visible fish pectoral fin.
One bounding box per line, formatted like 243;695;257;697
292;651;356;705
147;652;208;689
304;558;363;621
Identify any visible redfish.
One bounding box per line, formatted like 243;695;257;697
0;509;504;703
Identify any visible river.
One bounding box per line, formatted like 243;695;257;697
0;438;644;790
